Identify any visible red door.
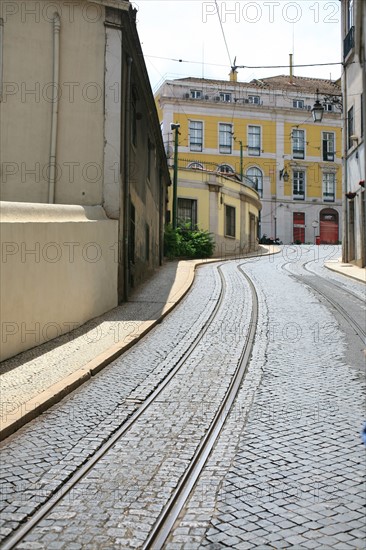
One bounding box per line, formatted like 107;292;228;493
293;212;305;243
320;209;339;244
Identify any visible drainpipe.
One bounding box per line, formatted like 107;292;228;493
48;13;61;203
123;56;133;301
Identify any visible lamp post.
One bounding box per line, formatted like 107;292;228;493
170;123;180;229
239;140;243;182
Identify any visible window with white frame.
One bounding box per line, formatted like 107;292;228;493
248;125;261;156
219;92;232;102
189;120;203;152
190;89;202;99
323;173;335;202
178;198;197;229
218;164;234;174
248;95;260;104
219;123;232;154
324;103;333;112
225;205;236;237
187;162;204;170
246;167;263;197
322;132;335;161
293;99;304;109
292;129;305;159
293;170;305;200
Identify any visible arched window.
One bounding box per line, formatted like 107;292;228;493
218;164;234;174
187;162;204;170
246;167;263;197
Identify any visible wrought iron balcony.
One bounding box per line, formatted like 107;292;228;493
344;26;354;59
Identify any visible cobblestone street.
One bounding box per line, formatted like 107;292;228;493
1;246;365;549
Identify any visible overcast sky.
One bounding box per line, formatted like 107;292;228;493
133;0;342;92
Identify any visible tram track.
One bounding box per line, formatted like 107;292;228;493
1;262;259;550
282;261;366;345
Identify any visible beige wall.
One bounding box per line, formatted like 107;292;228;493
0;202;118;361
0;0;106;205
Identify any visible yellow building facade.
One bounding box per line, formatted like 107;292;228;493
157;75;343;244
168;168;261;257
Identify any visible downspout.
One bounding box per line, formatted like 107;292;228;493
48;13;61;203
159;166;164;266
123;56;133;301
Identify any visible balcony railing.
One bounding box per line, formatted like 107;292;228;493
344;26;354;59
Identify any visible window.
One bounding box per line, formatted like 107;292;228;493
348;106;354;149
292;129;305;159
189;120;203;152
248;95;260;104
187;162;204;170
323;173;335;202
246;167;263;197
220;92;232;102
225;205;236;237
248;125;261;156
293;99;304;109
219;123;232;154
324;103;333;112
178;198;197;229
322;132;335;161
347;0;354;30
190;90;202;99
218;164;234;174
293;171;305;200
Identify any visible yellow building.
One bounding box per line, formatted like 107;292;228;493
156;74;343;244
168;167;261;257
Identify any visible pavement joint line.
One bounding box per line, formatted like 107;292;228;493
0;247;280;442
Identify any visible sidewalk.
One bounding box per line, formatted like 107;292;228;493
324;257;366;283
0;246;276;441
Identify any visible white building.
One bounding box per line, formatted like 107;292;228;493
341;0;366;266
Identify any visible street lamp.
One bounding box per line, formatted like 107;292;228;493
312;89;324;122
279;168;289;182
170;123;180;229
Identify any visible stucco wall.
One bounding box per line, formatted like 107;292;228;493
0;202;118;361
170;169;261;258
0;0;106;205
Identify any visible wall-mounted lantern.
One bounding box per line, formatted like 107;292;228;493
279;168;289;182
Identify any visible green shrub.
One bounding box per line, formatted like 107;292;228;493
164;224;215;259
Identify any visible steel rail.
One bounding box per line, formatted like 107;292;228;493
302;259;365;303
282;262;366;344
1;264;230;550
143;264;259;550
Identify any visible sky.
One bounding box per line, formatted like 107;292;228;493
133;0;342;92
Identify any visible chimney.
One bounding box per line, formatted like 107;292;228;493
229;68;238;83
